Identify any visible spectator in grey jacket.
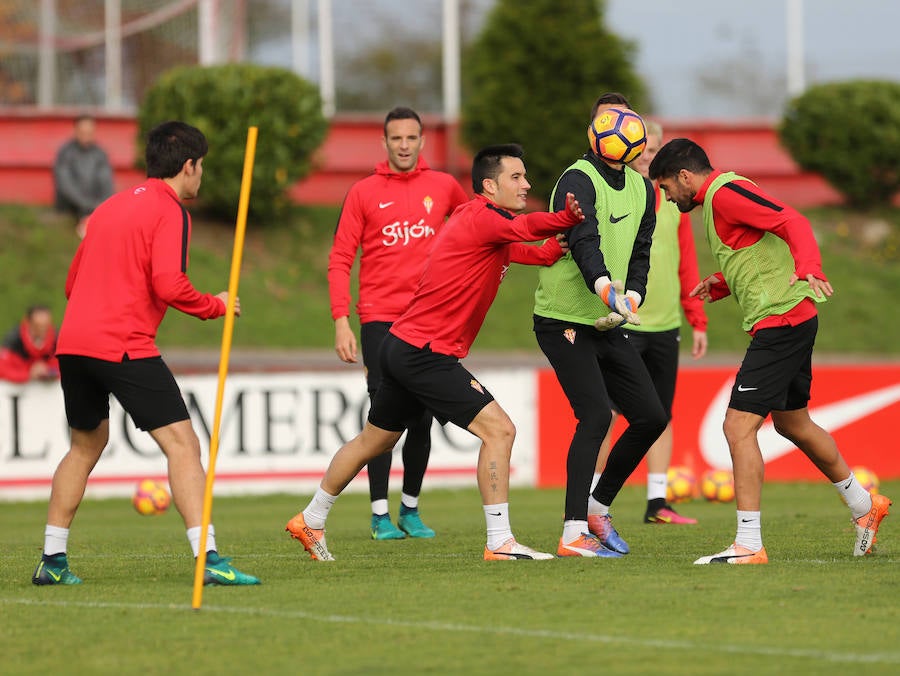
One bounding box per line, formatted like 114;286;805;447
53;115;114;238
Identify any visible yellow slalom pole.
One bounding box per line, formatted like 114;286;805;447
191;126;258;609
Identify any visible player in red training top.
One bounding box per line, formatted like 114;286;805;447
287;143;583;561
32;121;259;587
649;137;891;564
328;107;467;541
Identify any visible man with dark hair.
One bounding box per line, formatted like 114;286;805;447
533;93;667;558
649;137;891;563
287;143;582;562
32;120;259;586
328;106;467;541
53;115;114;238
589;91;631;121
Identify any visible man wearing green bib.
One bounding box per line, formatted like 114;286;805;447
534;93;668;558
649;138;891;564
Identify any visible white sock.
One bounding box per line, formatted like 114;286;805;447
484;503;513;550
834;474;873;520
735;511;762;551
304;487;338;530
562;520;588;543
401;493;418;510
587;495;610;517
590;472;602;493
186;525;216;557
44;525;69;556
647;473;667;502
371;498;389;516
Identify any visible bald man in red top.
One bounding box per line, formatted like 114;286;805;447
32;121;259;587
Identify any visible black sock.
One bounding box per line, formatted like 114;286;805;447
646;497;667;513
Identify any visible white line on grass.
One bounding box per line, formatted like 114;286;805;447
3;596;898;666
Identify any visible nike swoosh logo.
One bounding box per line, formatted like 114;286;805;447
701;380;900;468
379;201;394;209
737;385;758;392
844;481;853;490
488;512;502;516
741;518;753;523
38;562;62;582
205;567;236;581
609;213;629;223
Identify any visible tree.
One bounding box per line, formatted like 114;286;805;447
139;63;328;222
461;0;647;201
779;80;900;208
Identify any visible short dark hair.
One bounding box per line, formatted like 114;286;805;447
383;106;422;136
590;92;631;120
471;144;524;194
146;121;208;179
648;138;713;181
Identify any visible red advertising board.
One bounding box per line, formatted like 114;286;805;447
537;364;900;487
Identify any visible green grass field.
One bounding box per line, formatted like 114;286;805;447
2;483;897;674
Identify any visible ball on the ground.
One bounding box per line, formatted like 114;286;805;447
666;466;697;503
701;469;735;503
852;466;880;495
133;479;171;515
587;107;647;163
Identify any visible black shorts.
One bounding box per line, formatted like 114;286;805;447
360;321;392;396
59;355;190;432
730;316;817;417
622;328;679;417
368;333;494;431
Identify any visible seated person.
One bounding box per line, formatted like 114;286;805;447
0;305;59;383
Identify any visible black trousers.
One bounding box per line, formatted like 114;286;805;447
536;321;667;520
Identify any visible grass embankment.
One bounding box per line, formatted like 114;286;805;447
2;202;899;357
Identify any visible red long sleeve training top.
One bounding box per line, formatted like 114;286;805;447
390;196;580;358
57;179;225;361
327;157;468;324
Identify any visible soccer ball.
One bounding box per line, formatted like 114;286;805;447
852;466;880;495
132;479;171;516
701;469;735;503
587;107;647;163
666;466;697;503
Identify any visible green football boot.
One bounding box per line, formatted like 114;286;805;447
202;552;261;586
32;553;82;586
371;513;406;540
398;505;436;539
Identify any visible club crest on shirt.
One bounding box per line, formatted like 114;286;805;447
423;195;433;214
564;328;576;344
470;379;484;394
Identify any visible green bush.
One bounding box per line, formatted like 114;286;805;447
137;64;328;221
779;80;900;208
461;0;647;201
